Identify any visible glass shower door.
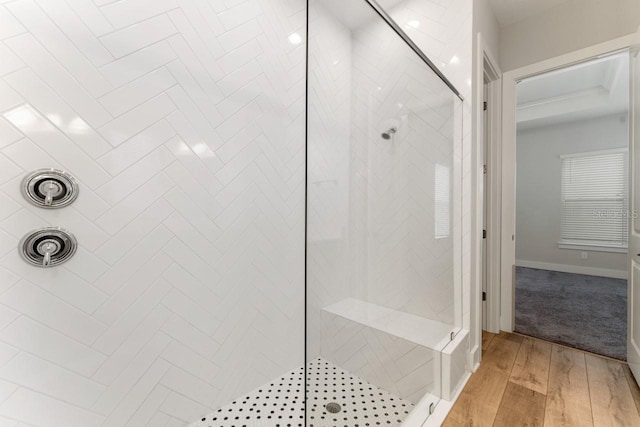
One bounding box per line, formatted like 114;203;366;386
306;0;463;425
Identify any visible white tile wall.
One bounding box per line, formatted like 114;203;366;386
306;0;353;359
320;309;440;404
0;0;305;426
348;15;460;324
388;0;473;101
388;0;474;356
0;0;474;423
307;0;462;327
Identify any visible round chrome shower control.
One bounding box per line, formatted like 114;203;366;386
21;169;79;209
20;227;77;268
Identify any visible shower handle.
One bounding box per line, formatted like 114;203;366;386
43;180;57;206
40;242;56;267
20;227;77;268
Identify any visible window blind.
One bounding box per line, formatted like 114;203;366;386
560;149;628;248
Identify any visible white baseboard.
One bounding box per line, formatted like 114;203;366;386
515;259;627;280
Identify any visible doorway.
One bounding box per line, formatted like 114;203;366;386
513;53;630;360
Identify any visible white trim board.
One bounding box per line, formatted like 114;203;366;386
473;32;503;372
515;259;627;279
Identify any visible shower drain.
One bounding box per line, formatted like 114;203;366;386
325;402;341;414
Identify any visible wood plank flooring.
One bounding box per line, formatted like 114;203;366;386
443;332;640;427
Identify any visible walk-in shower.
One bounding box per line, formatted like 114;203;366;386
305;0;465;424
0;0;465;426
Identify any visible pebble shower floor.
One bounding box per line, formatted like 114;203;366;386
191;358;414;427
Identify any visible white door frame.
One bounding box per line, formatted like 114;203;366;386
499;34;637;332
629;32;640;382
471;34;501;368
476;35;502;333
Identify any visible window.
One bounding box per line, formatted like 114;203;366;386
435;164;450;239
559;149;628;251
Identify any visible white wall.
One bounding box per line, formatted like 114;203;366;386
0;0;305;425
516;114;629;275
500;0;640;71
473;0;500;64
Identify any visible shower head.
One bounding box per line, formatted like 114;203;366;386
381;127;397;140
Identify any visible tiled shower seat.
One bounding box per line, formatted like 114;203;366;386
320;299;468;403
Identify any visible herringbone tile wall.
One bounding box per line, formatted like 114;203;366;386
389;0;473;101
320;310;440;404
306;0;353;360
0;0;306;426
386;0;474;354
348;13;460;324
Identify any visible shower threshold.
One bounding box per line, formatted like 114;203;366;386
191;358;414;427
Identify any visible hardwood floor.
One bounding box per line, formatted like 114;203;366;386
443;332;640;427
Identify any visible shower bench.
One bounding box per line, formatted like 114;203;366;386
320;298;468;403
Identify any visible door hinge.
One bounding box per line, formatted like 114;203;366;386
483;164;487;175
483;101;487;111
482;291;487;301
483;229;487;239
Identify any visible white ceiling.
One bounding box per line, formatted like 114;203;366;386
317;0;405;30
516;53;629;130
489;0;572;27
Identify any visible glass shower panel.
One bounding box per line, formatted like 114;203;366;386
0;0;306;426
307;0;463;424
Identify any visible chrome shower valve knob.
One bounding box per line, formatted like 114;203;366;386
41;180;61;206
20;227;77;268
39;241;58;267
21;169;79;209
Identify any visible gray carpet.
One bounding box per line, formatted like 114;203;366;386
515;267;627;360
